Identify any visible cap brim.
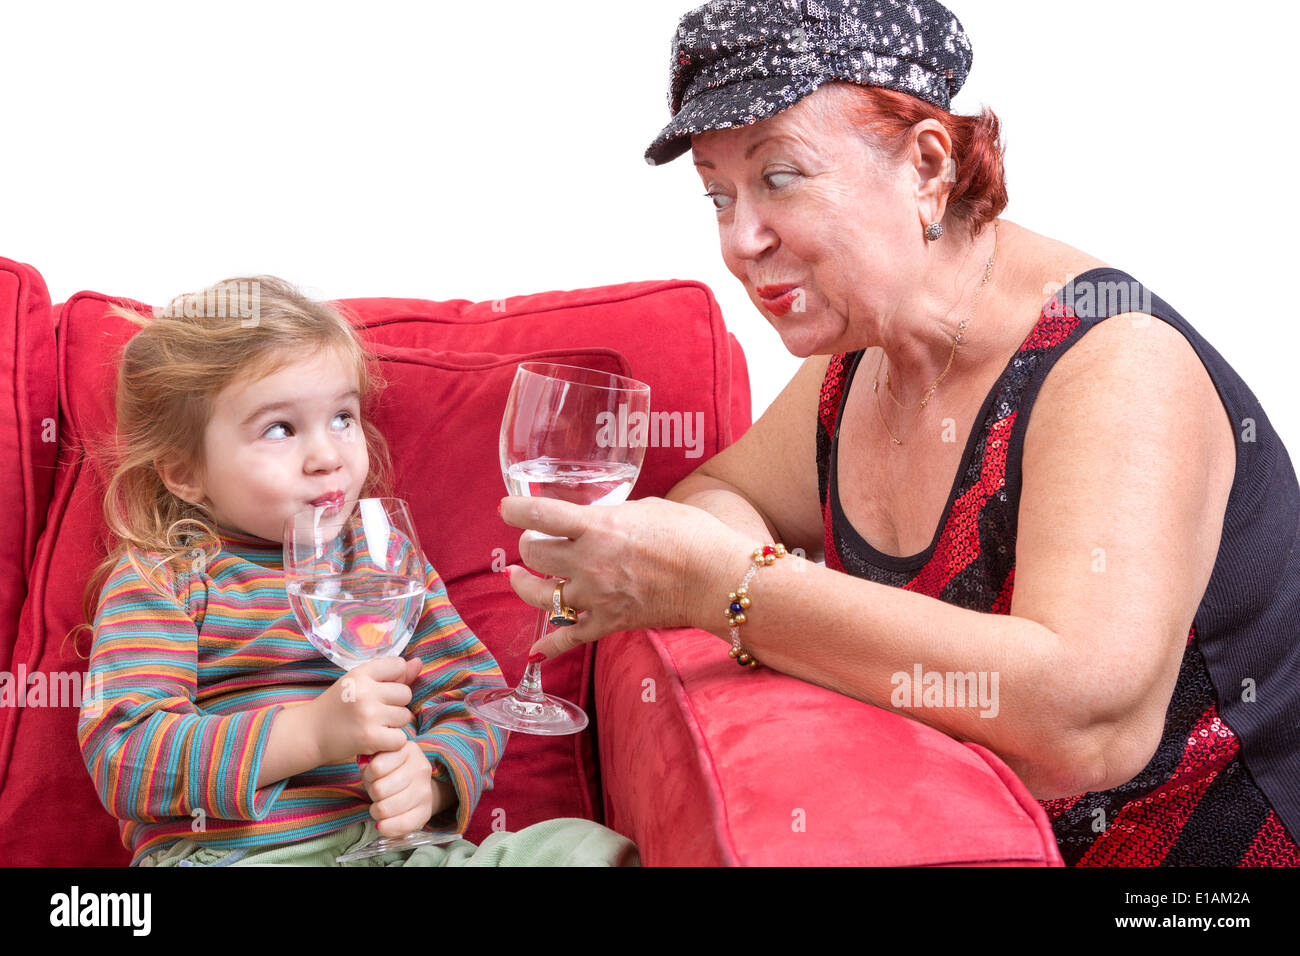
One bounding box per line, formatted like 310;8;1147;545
644;73;828;167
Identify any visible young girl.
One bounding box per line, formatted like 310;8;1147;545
77;276;638;867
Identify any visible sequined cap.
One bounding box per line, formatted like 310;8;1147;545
645;0;974;166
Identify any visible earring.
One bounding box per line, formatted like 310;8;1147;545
925;222;944;241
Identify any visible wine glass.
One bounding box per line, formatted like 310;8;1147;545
466;362;651;735
284;496;459;862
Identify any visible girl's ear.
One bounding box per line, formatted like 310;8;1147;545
155;457;205;507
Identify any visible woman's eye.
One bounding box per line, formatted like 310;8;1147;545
704;190;733;211
704;172;796;212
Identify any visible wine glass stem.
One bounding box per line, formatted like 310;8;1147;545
512;607;551;703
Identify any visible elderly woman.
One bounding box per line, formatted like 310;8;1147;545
500;0;1300;866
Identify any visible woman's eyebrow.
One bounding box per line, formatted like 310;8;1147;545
694;134;799;169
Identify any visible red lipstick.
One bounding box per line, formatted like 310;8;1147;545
757;284;801;317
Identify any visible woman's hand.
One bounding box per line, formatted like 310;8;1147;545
499;494;759;659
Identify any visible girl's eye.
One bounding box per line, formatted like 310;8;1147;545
261;412;355;440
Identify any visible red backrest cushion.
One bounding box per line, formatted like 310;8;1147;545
0;278;749;864
0;259;56;669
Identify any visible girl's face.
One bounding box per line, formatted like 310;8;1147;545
165;346;370;543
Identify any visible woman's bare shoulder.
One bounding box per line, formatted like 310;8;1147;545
1000;222;1111;302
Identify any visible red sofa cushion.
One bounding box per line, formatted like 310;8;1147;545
597;627;1063;865
362;344;628;842
0;258;56;669
0;278;748;864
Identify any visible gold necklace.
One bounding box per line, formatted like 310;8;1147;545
872;219;999;447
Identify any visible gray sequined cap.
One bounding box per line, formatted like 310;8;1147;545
645;0;973;166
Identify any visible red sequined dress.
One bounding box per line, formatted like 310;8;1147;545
815;268;1300;866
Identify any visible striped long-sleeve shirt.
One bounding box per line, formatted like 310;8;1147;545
77;522;508;865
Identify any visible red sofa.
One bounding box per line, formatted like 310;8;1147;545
0;256;1062;866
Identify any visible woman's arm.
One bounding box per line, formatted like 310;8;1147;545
681;315;1235;799
665;353;831;559
508;315;1234;801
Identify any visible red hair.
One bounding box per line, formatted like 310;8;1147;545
825;82;1008;238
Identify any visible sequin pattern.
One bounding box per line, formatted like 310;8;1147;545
646;0;974;166
814;283;1300;866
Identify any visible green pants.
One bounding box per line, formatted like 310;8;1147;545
138;818;639;867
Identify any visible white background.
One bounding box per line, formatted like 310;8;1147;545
3;0;1297;453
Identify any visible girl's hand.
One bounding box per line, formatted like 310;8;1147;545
306;656;422;766
499;494;757;660
360;739;436;837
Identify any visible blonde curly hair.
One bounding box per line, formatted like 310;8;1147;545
68;276;395;657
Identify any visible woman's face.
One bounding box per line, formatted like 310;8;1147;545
164;346;370;543
691;85;941;357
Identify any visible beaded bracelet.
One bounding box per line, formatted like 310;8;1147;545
725;543;787;668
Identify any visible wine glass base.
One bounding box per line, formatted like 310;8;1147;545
465;686;589;735
335;828;462;863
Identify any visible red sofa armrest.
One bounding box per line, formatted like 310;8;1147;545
595;625;1063;866
0;258;56;669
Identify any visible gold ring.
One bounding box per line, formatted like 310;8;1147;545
549;580;578;627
